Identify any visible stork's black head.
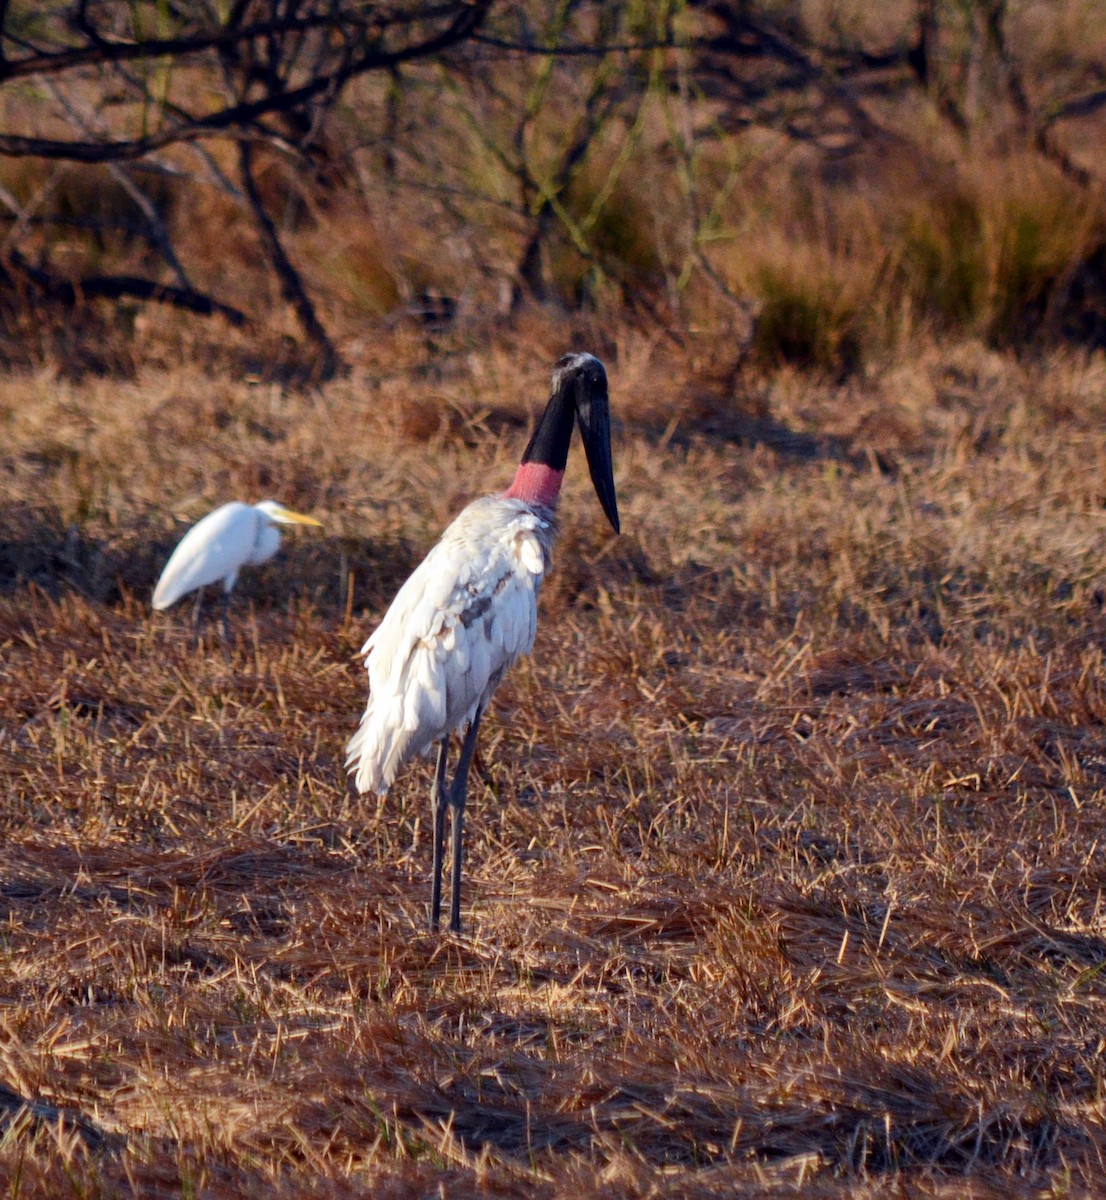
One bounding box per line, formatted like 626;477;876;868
549;352;620;534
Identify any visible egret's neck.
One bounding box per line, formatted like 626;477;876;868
503;461;564;509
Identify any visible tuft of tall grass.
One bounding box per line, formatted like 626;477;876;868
705;148;1105;375
749;256;866;374
894;157;1105;346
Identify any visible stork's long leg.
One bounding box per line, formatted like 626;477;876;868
448;706;484;934
429;738;449;933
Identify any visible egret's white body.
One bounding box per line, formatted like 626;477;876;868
345;351;620;934
152;499;321;610
347;496;555;794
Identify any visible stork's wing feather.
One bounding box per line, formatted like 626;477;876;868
347;499;551;794
152;502;256;609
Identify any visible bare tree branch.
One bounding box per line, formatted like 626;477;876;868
0;1;493;359
237;139;339;377
3;248;248;325
0;3;492;160
42;76;193;289
1046;88;1106;125
0;6;471;82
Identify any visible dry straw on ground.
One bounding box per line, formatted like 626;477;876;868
4;327;1106;1196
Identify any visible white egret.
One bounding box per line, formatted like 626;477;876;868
152;500;323;619
346;352;620;933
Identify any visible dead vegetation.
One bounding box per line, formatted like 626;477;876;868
2;324;1106;1196
5;4;1106;1194
7;2;1106;383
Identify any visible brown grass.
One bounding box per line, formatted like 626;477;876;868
3;324;1106;1195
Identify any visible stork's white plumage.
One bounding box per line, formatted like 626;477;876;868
153;499;322;612
346;352;620;933
346;496;552;794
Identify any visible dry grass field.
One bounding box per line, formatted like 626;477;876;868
4;319;1106;1197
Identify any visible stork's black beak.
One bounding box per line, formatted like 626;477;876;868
566;354;620;535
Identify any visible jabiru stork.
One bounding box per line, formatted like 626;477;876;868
346;352;620;933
